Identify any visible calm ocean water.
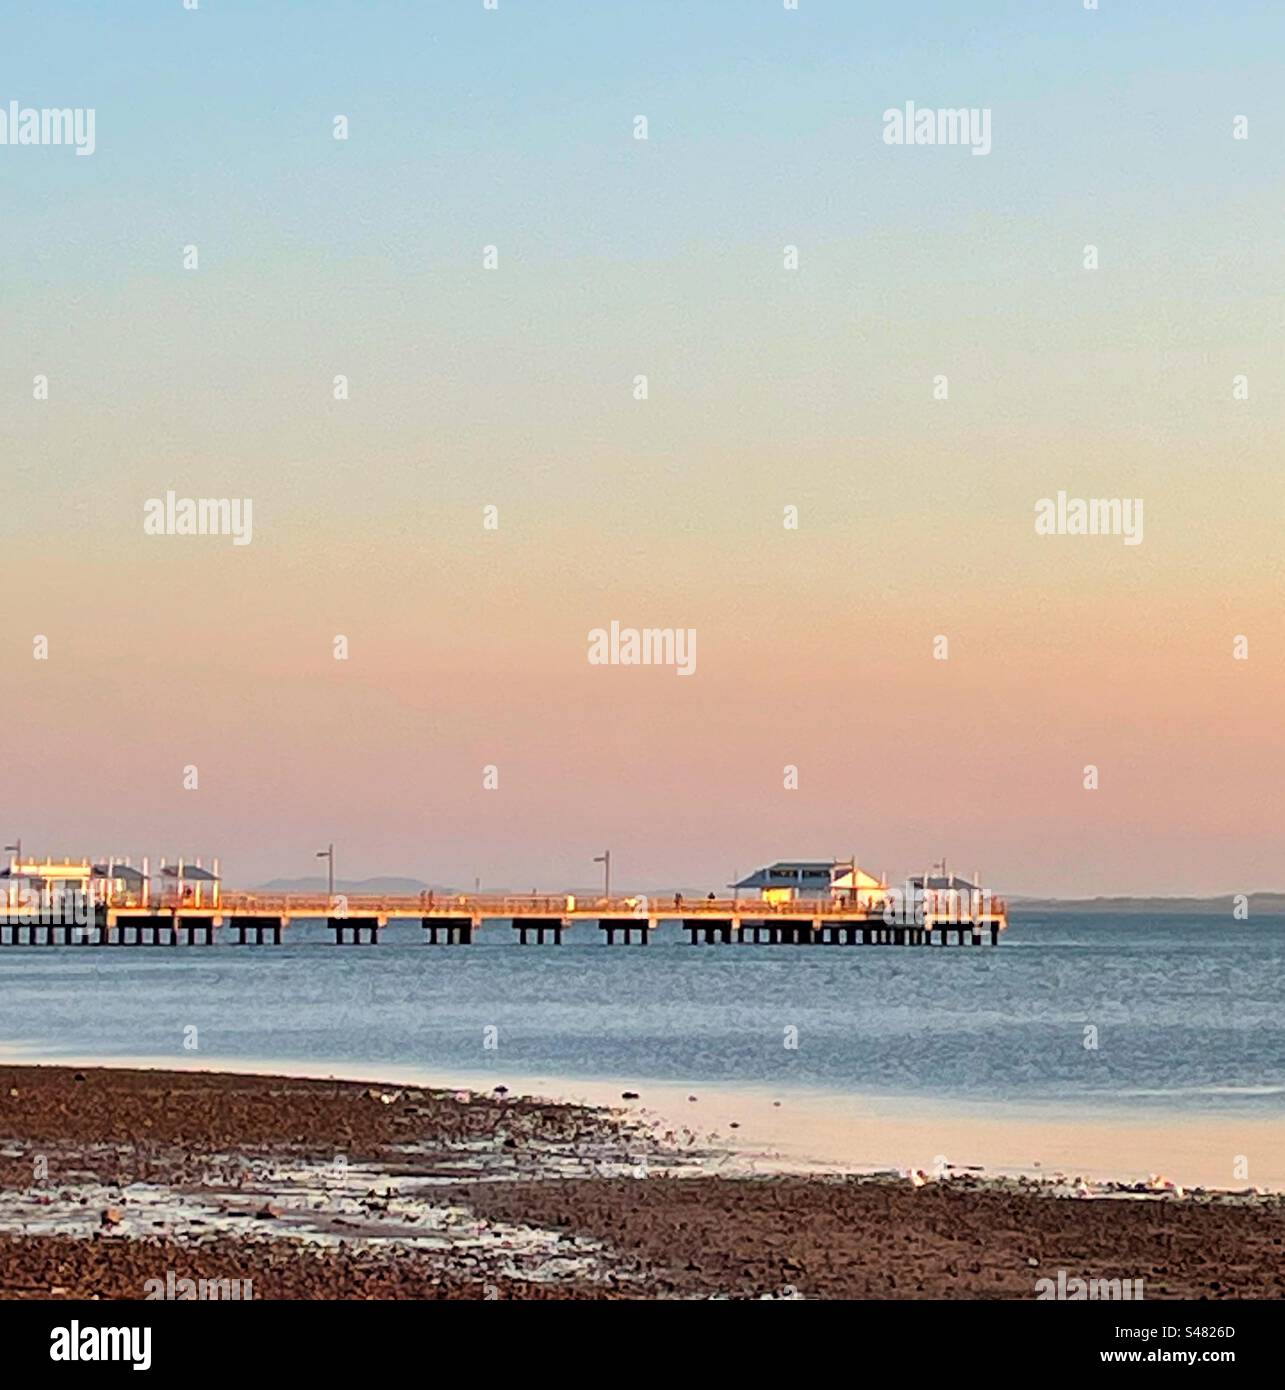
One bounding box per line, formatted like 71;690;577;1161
1;914;1282;1115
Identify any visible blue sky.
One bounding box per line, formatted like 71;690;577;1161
6;2;1283;256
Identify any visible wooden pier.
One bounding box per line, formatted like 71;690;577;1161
0;890;1007;948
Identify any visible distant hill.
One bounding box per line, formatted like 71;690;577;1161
254;880;724;897
254;876;452;894
1011;894;1285;915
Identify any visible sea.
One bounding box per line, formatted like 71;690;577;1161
1;913;1281;1118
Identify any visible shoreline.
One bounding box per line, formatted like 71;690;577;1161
1;1063;1283;1299
2;1048;1281;1194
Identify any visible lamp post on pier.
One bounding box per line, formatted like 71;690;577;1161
3;839;19;913
593;850;611;902
317;844;335;905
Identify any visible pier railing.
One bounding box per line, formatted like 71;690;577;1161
209;891;1007;921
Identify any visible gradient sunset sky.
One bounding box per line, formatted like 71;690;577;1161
4;1;1283;896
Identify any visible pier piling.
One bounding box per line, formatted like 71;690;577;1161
421;916;474;945
512;917;565;945
330;918;380;945
599;919;652;944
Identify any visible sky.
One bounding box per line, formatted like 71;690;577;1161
3;1;1284;896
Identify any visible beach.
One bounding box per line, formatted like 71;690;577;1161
1;1064;1282;1301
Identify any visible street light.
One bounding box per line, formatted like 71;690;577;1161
3;839;18;912
316;843;335;902
593;850;611;900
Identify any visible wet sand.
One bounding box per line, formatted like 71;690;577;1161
1;1065;1282;1300
392;1068;1285;1193
22;1051;1277;1193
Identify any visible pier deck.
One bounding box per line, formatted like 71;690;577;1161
0;891;1007;947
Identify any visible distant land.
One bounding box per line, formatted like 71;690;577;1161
1010;894;1283;916
255;876;445;894
254;879;725;897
